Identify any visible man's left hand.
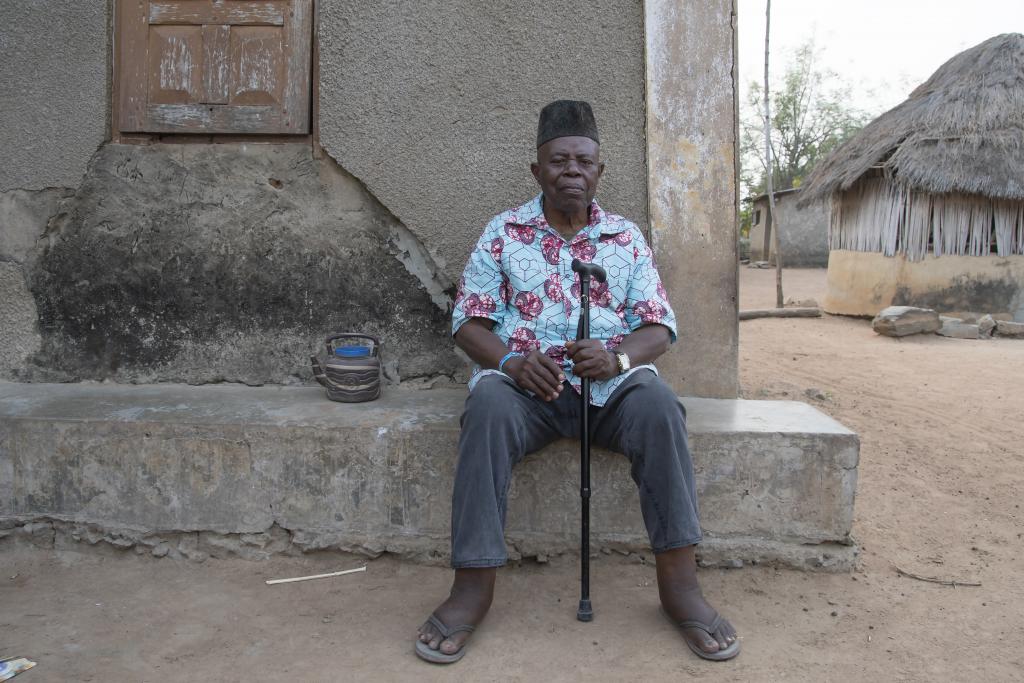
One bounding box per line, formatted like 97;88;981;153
565;339;618;380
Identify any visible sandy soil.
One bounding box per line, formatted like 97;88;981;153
2;267;1023;682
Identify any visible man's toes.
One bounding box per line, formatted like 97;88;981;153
439;634;467;655
689;629;721;653
420;625;442;650
713;629;730;651
418;624;438;644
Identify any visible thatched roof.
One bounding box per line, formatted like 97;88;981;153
746;187;799;204
800;33;1024;204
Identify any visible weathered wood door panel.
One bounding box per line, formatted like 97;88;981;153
230;26;284;105
119;0;311;134
147;25;203;104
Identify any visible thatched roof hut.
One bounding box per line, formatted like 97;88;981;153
798;32;1024;321
802;33;1024;261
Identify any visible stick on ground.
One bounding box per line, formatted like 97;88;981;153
895;566;981;587
739;307;822;320
265;566;366;585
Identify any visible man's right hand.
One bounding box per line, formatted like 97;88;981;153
504;351;565;402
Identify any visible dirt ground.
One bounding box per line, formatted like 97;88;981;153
3;267;1023;682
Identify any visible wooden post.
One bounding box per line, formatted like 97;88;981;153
763;0;784;308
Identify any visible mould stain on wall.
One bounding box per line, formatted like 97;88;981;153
22;143;462;386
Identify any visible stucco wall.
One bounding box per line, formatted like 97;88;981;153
3;1;741;396
824;250;1024;321
318;0;649;284
0;2;109;191
644;0;739;398
749;208;770;262
1;1;110;378
750;194;829;267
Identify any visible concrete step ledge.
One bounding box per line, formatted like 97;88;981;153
0;382;859;570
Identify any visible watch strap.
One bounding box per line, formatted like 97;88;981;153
615;351;631;375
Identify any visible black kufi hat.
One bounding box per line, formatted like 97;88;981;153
536;100;600;148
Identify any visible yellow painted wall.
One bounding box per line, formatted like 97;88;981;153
824;250;1024;321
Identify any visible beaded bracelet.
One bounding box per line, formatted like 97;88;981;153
498;351;523;373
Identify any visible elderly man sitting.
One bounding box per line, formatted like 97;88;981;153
415;100;740;664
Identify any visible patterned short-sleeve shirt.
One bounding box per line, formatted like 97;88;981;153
453;194;677;406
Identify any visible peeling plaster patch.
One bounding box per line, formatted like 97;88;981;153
386;223;452;312
318;150;452;311
0;510;856;570
109;404;194;421
110;406;147;421
0;395;49;417
24;143;463;385
0;188;73;263
0;263;42;376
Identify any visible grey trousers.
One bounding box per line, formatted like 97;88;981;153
451;369;702;568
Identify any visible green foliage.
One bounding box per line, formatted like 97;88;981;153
740;40;869;199
739;203;753;238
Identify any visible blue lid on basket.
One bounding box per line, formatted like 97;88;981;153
335;346;372;357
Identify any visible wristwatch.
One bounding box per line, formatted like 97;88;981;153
614;351;631;375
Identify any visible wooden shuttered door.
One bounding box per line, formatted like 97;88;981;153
118;0;312;134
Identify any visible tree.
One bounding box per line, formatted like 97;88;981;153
740;39;869;199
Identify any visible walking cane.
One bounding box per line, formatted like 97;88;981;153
571;258;607;622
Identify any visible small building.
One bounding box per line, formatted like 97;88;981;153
0;1;862;571
800;33;1024;321
0;0;741;398
747;187;829;267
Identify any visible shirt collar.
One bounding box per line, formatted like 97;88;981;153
506;193;628;237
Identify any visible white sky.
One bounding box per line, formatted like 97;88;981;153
738;0;1024;117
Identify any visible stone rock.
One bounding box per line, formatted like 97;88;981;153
106;535;134;548
19;521;55;548
978;315;996;338
872;306;941;337
177;533;209;563
995;320;1024;338
937;317;980;339
946;311;982;324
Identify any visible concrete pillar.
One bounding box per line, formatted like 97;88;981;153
644;0;740;398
